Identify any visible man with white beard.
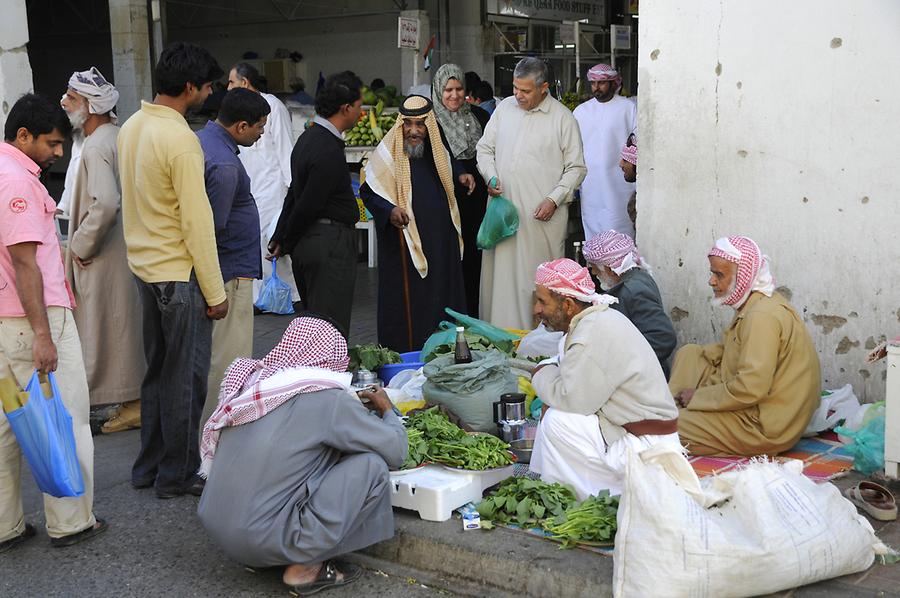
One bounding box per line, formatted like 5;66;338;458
669;236;820;456
226;63;300;305
61;68;145;433
582;229;676;377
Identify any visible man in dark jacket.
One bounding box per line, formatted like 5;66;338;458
582;230;677;377
268;71;363;336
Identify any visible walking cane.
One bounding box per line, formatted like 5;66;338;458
397;228;415;351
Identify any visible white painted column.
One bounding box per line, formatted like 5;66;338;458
885;343;900;478
0;0;34;134
400;9;430;95
109;0;154;122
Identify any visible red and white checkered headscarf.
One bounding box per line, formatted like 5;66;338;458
583;230;650;275
621;140;637;165
199;316;351;477
535;258;618;306
587;63;622;89
708;236;776;308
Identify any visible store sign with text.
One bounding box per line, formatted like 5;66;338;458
487;0;606;25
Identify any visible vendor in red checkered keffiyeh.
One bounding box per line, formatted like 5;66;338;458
199;315;352;477
707;236;775;309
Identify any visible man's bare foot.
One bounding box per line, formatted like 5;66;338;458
283;562;345;586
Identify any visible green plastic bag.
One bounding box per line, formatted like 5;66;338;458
422;350;518;433
835;402;885;475
443;308;519;345
419;309;520;362
476;194;519;250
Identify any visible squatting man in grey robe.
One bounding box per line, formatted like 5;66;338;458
197;315;407;594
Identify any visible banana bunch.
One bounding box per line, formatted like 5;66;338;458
345;101;398;147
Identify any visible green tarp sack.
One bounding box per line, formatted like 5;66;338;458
476;194;519;250
422;350;518;433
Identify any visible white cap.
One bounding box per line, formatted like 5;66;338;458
456;326;465;332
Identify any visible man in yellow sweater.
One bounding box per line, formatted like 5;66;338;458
118;42;228;499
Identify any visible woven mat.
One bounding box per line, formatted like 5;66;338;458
687;435;854;483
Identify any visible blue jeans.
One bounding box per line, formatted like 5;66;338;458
132;275;212;492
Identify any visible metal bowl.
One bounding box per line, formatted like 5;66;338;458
510;438;533;464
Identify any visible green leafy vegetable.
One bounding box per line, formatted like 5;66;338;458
544;491;619;548
348;344;402;372
425;331;515;362
400;407;514;470
476;477;577;527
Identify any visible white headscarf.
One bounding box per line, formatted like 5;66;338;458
68;67;119;121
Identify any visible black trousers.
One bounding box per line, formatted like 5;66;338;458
290;222;357;337
132;275;211;492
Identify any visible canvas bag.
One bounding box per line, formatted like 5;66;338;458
613;444;884;598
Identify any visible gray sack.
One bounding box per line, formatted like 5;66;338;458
422;349;519;433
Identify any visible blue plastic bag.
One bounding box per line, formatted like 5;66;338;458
835;402;885;475
254;257;294;315
6;371;85;498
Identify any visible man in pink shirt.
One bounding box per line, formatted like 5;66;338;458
0;94;106;553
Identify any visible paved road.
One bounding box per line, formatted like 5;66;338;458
0;429;453;598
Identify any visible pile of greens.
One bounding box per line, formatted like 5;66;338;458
544;491;619;548
401;407;514;471
477;480;620;548
348;344;401;372
476;477;577;528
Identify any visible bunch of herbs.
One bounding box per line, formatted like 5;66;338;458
544;491;619;548
348;344;402;372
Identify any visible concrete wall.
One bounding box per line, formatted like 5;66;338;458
0;0;34;134
638;1;900;402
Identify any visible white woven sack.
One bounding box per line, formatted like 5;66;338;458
613;444;880;598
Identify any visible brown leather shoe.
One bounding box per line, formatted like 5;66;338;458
101;400;141;434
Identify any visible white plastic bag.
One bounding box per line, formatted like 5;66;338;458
515;323;563;360
613;444;881;598
803;384;862;436
385;368;427;415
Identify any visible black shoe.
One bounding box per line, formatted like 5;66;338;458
131;477;155;489
51;518;108;548
156;477;205;499
0;523;36;554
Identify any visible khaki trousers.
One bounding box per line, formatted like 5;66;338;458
0;307;96;541
201;278;254;431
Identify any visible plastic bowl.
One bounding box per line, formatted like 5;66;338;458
378;351;424;385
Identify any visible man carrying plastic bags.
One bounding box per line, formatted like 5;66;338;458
0;95;106;552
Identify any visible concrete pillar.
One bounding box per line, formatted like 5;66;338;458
0;0;34;134
400;9;430;96
109;0;154;122
448;2;492;80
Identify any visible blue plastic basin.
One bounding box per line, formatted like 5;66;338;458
378;351;424;385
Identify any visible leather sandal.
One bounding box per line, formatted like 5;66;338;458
844;481;898;521
287;560;363;596
0;523;36;554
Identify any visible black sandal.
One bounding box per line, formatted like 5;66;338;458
288;560;363;596
0;523;35;554
51;517;108;548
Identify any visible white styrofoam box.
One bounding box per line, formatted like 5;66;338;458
390;464;514;522
885;342;900;478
